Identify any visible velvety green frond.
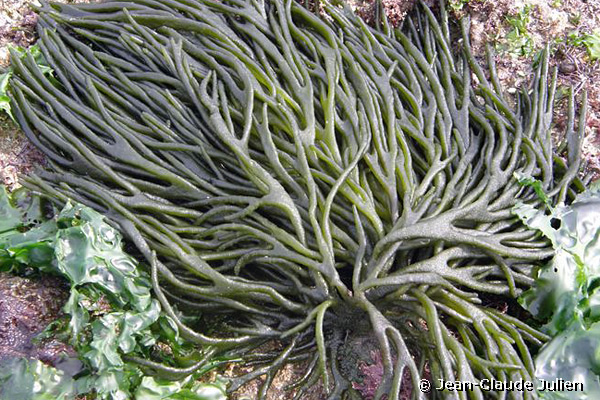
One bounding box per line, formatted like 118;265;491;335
7;0;587;398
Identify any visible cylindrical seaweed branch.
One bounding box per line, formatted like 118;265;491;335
9;0;585;398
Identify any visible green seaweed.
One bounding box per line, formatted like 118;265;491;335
0;186;229;399
0;44;54;120
516;184;600;399
7;0;588;398
0;358;77;400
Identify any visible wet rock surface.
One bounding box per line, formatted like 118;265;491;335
0;272;74;366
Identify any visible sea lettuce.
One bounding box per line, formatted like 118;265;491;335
0;358;76;400
516;183;600;399
0;186;227;400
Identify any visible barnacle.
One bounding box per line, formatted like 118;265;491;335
8;0;586;398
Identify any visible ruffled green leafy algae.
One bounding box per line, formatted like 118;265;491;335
6;0;590;398
0;186;228;399
0;358;77;400
516;184;600;399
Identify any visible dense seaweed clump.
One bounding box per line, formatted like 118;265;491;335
8;0;588;398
